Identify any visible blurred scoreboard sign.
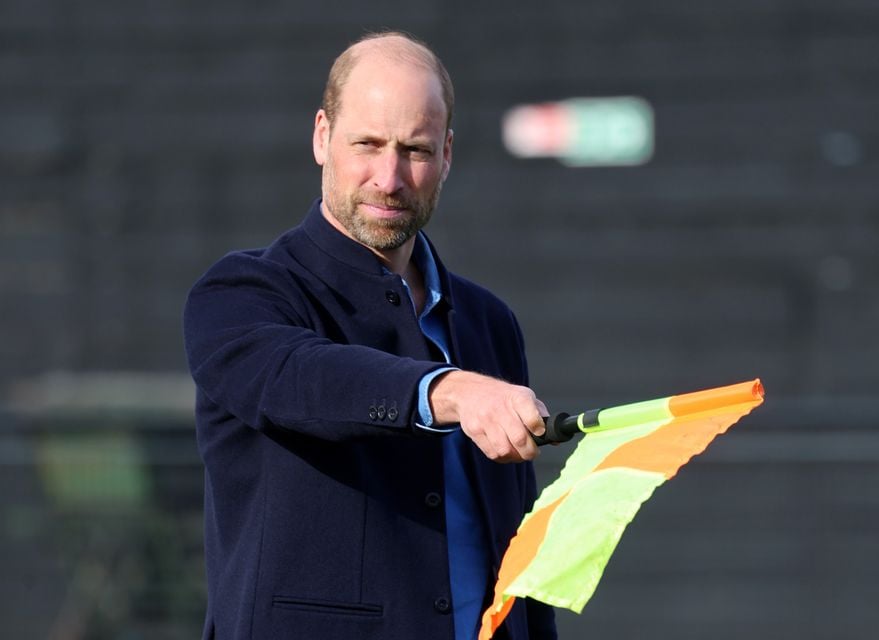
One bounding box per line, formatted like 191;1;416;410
502;97;654;167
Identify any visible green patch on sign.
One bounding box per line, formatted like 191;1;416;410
560;97;654;167
37;433;150;508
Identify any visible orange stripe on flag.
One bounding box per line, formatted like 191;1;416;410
668;379;763;417
593;412;740;477
595;379;763;477
479;492;569;640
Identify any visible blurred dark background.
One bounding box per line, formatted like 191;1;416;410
2;1;877;638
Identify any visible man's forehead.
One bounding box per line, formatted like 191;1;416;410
347;51;437;89
338;59;446;120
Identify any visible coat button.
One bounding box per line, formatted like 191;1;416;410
385;290;401;305
424;492;442;508
368;406;378;420
376;404;386;420
387;405;399;420
433;597;451;614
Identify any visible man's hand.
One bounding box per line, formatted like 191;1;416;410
428;370;548;463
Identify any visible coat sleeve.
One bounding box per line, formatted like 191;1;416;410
183;252;445;441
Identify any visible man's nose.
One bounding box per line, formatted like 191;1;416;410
371;150;406;193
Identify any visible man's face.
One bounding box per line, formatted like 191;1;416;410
313;56;453;252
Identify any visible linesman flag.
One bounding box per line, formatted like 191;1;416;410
480;379;766;639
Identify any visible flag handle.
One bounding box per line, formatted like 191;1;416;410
532;378;765;446
533;408;603;446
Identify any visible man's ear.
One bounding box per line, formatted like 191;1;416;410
313;109;330;166
441;128;454;182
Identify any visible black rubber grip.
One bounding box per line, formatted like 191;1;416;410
533;412;574;446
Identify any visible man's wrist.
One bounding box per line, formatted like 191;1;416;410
428;370;488;425
417;366;459;428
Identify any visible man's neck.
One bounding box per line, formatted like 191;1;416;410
375;239;416;277
403;259;427;316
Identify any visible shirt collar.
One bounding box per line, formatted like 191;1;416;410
411;232;445;316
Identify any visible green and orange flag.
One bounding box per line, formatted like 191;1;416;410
479;379;765;640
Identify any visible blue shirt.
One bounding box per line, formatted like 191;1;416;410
402;234;489;640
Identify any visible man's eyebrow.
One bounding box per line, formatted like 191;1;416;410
345;132;436;150
345;132;384;142
401;138;436;150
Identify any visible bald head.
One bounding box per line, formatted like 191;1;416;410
322;32;455;132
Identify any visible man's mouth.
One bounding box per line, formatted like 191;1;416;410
360;201;410;218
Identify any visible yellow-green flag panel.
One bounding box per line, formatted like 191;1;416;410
480;379;765;640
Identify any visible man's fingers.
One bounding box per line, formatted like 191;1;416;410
499;402;540;461
475;416;527;463
463;416;534;463
510;393;547;438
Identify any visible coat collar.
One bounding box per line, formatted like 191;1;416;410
301;198;388;276
300;198;455;308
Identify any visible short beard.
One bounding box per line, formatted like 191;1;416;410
322;155;443;251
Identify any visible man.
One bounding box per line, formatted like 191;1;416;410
184;31;557;640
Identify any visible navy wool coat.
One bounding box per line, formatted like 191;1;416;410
183;200;556;640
